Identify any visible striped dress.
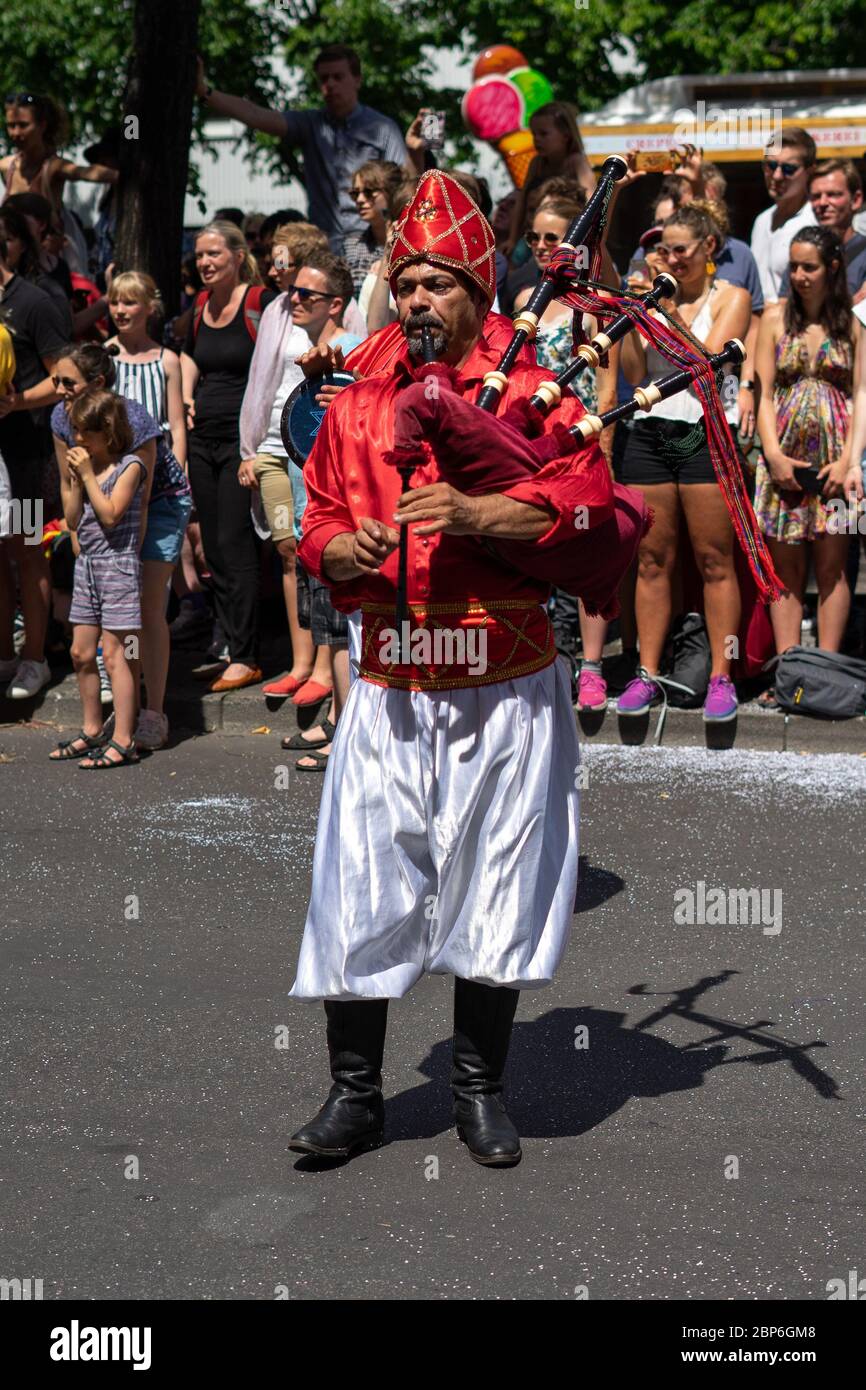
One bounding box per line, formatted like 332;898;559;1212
114;352;171;437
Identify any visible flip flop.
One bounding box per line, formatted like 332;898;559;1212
281;717;336;750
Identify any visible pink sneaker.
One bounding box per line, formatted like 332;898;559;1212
703;674;738;722
577;668;608;711
617;671;661;716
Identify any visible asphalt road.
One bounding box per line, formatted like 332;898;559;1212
1;724;863;1301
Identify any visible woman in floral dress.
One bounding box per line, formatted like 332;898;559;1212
754;226;863;691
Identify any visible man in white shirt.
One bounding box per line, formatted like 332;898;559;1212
750;127;817;304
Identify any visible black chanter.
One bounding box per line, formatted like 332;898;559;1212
567;339;746;441
394;325;437;629
476;154;629;413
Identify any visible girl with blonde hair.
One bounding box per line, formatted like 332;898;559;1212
104;269;190;746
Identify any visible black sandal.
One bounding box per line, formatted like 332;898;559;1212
281;717;336;750
295;745;332;772
50;730;104;761
78;738;140;770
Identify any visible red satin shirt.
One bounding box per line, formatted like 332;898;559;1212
298;327;614;618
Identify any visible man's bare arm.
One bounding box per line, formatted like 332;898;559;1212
394;484;553;540
197;60;287;138
322;519;400;583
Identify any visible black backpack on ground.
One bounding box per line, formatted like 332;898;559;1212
773;646;866;719
664;612;711;708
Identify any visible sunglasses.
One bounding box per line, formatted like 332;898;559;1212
5;93;35;106
526;231;561;247
764;158;804;177
348;186;383;202
51;374;80;391
657;240;702;260
290;286;334;302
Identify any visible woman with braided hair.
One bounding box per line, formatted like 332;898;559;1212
617;199;751;723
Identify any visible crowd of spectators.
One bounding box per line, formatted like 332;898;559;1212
1;55;865;763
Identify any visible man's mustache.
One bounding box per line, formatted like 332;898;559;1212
406;315;445;332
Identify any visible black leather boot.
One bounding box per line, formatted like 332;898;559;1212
451;977;522;1166
289;999;389;1158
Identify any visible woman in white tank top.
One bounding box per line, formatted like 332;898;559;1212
618;202;751;723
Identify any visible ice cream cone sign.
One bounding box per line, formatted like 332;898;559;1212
462;46;554;187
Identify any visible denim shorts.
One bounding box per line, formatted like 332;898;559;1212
142;491;192;563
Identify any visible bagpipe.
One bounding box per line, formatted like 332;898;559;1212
384;154;781;614
283;153;780;619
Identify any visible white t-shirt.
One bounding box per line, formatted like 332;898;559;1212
633;286;739;426
750;200;816;304
257;323;313;458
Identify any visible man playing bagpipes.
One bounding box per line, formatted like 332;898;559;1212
286;169;648;1169
286;167;777;1167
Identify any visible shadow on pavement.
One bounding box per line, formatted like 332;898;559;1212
383;971;839;1144
574;856;624;912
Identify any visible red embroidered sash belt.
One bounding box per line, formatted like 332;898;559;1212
358;598;556;691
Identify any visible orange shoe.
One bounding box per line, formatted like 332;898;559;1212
291;679;333;707
262;672;309;697
209;666;263;693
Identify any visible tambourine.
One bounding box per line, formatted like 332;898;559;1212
279;371;356;466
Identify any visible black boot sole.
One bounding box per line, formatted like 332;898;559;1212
456;1126;522;1167
288;1129;384;1159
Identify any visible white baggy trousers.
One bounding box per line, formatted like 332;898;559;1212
288;651;580;1001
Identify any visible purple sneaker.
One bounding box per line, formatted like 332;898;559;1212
617;671;661;716
577;668;608;711
703;674;738;722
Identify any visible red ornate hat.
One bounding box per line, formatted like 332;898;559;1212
388;170;497;305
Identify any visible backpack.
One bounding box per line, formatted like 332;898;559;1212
773;646;866;719
664;612;711;708
192;285;267;342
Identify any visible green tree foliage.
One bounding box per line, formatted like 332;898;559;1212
618;0;866;78
413;0;630;112
0;0;289;146
2;0;865;178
